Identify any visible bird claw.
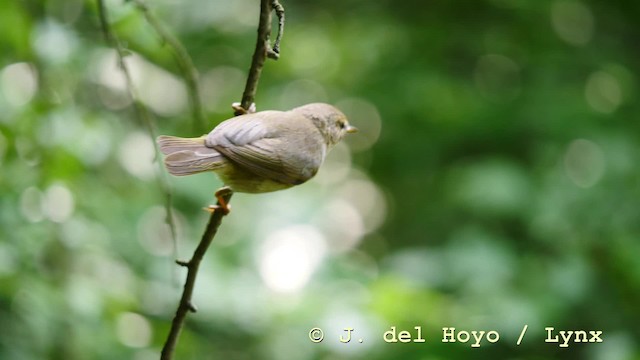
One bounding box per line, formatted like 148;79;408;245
203;204;230;215
232;102;256;115
203;187;232;215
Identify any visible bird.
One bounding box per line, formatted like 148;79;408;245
157;103;357;213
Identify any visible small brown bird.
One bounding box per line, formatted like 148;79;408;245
157;103;357;198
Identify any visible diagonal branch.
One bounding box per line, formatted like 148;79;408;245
96;0;178;254
160;188;233;360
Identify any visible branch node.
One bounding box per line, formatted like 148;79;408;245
186;302;198;313
267;49;280;60
175;259;190;267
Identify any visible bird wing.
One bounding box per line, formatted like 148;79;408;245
205;111;325;185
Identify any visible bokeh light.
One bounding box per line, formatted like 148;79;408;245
116;312;153;348
118;131;157;181
585;70;623;114
0;62;38;109
258;225;327;293
564;138;605;188
551;0;594;46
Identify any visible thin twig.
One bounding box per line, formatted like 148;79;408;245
160;188;233;360
160;0;283;358
270;0;285;58
129;0;205;132
96;0;179;253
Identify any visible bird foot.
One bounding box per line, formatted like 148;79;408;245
232;102;256;115
202;187;233;215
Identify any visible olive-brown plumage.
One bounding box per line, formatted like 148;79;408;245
157;103;356;193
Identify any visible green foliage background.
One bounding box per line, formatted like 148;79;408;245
0;0;639;359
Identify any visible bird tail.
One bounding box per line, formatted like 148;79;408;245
156;135;225;176
157;135;207;155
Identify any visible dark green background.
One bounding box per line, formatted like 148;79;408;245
1;0;638;359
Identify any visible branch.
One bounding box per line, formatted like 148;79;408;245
160;188;233;360
96;0;179;254
160;0;285;358
129;0;206;132
236;0;284;115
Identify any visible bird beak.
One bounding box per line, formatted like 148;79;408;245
346;125;358;134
